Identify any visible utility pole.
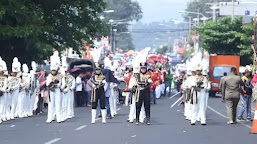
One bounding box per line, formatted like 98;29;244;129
197;8;200;26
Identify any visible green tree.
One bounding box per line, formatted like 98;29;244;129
156;46;169;54
0;0;108;67
197;17;254;65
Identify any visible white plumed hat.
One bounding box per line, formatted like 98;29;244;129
22;64;29;73
12;57;21;73
50;51;61;71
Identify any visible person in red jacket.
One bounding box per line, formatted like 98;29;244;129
124;67;133;106
149;68;157;104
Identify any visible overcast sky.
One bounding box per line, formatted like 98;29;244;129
135;0;190;23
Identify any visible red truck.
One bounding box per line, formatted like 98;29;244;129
209;55;240;97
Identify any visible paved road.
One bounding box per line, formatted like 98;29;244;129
0;92;257;144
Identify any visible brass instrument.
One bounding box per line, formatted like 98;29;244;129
62;75;73;93
8;76;20;94
49;74;62;92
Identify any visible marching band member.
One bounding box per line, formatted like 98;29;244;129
190;64;208;125
110;67;119;117
124;67;133;106
0;58;8;123
63;66;75;119
17;64;30;118
2;62;10;121
188;66;197;123
29;61;39;116
135;62;152;125
91;63;106;124
155;68;162;99
9;57;21;119
197;69;210;125
182;69;191;120
46;51;62;123
127;66;139;123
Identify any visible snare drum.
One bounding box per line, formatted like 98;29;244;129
118;81;127;90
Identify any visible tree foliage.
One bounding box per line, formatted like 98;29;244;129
103;0;142;50
156;46;169;54
0;0;108;67
197;17;254;65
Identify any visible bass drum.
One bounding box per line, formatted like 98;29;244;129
118;81;127;91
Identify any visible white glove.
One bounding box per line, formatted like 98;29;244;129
148;79;152;83
102;80;106;84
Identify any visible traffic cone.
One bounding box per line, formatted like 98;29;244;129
250;104;257;134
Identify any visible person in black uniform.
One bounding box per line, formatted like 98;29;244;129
135;62;152;125
91;63;106;124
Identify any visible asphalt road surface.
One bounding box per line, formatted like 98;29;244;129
0;92;257;144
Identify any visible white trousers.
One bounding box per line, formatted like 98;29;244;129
10;90;19;118
29;91;37;115
66;90;74;118
161;83;165;95
3;93;11;119
110;88;118;117
197;90;209;124
0;93;6;120
156;85;161;99
47;89;62;122
125;92;130;106
184;101;191;120
128;95;136;121
16;90;26;117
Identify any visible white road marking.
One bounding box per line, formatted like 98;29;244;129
131;135;136;138
170;96;183;109
117;108;121;111
169;92;181;99
10;125;15;128
208;106;252;129
75;125;87;131
95;118;101;121
44;138;61;144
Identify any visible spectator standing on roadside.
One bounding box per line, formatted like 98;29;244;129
238;69;253;121
222;67;241;124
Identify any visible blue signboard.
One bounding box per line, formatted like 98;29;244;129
245;10;250;16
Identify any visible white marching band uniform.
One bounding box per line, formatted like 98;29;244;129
110;82;118;117
9;58;21;119
183;62;210;125
0;58;8;123
0;53;76;124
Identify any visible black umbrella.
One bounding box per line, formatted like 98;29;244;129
69;59;95;73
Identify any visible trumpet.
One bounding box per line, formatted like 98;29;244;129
49;75;61;92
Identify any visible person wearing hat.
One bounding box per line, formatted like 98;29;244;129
90;63;107;124
46;52;62;123
196;68;210;125
28;61;40;117
0;58;8;123
16;64;30;118
8;57;21;119
65;69;75;120
181;69;191;120
134;62;152;125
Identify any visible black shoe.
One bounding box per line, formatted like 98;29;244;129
135;120;139;125
191;123;195;125
146;120;150;125
201;123;206;126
